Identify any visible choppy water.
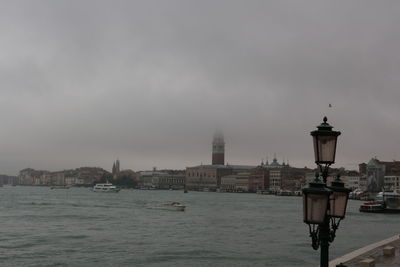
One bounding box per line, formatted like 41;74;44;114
0;186;398;266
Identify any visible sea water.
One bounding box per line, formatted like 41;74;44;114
0;187;398;267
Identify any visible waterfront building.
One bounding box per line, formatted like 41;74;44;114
366;158;385;192
18;167;109;186
267;159;282;191
233;172;251;192
157;173;185;190
116;169;138;180
186;163;258;191
382;160;400;175
359;162;367;175
0;175;18;185
261;156;308;192
63;167;111;185
359;158;400;192
220;175;236;191
229;165;258;174
46;172;65;186
139;169;166;189
187;157;306;192
261;156;289;191
218;165;307;193
280;167;308;191
138;169;185;189
19;168;48;185
75;167;109;184
340;174;360;190
358;175;367;191
269;169;282;192
65;176;85;185
248;167;269;192
186;164;232;191
220;172;251;192
384;176;400;191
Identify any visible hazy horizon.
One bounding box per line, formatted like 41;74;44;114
2;1;400;175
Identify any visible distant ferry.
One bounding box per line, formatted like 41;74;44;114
378;190;400;212
92;183;120;193
359;190;400;213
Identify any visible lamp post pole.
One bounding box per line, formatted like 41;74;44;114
319;166;330;267
303;117;351;267
319;216;330;267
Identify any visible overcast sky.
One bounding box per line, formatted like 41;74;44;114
1;1;400;175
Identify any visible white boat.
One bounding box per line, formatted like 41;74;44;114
156;202;185;211
92;183;120;193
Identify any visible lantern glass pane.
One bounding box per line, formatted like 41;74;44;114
305;193;329;224
329;191;348;218
317;135;337;163
313;136;319;162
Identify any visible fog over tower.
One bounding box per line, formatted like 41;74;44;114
212;131;225;165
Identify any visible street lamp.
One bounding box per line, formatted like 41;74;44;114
329;175;351;219
303;175;332;225
310;116;341;183
303;117;351;267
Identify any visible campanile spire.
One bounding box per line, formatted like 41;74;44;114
212;131;225;165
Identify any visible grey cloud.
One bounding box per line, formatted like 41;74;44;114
0;0;399;174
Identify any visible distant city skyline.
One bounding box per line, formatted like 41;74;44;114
7;137;394;176
2;1;400;175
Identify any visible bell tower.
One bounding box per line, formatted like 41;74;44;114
212;131;225;165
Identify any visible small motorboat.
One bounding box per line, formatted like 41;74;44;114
157;202;186;211
359;202;385;213
50;185;70;189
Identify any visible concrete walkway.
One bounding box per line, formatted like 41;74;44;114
329;235;400;267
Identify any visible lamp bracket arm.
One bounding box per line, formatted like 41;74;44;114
318;164;331;184
308;224;320;250
329;217;342;243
